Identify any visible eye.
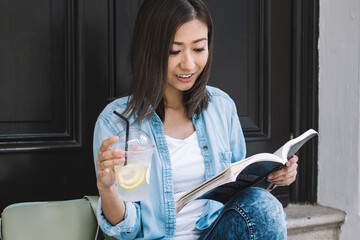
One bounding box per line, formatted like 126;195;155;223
194;48;205;52
170;50;181;55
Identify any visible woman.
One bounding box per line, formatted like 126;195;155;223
93;0;298;239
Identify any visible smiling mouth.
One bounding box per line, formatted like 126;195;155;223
176;74;193;78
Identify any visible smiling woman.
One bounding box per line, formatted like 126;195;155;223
93;0;294;239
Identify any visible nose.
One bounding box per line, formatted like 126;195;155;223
180;51;195;70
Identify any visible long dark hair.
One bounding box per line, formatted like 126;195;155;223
123;0;214;123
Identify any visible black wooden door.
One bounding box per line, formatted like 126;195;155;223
0;0;298;212
0;0;101;212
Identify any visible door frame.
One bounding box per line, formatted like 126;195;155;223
290;0;319;204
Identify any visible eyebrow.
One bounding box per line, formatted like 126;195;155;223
173;38;208;45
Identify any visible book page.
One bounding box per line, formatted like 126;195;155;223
273;129;318;160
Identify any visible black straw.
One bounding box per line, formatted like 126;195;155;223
114;111;129;166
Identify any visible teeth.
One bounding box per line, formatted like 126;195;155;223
177;74;192;78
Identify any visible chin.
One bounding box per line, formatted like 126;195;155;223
177;82;196;92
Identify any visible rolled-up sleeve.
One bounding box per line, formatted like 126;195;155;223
97;198;141;239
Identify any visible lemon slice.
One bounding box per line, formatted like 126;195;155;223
116;163;147;190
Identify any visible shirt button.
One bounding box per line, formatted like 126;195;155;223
203;145;208;150
195;115;199;120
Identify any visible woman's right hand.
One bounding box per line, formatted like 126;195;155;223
96;136;125;191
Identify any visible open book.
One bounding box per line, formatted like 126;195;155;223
175;129;318;213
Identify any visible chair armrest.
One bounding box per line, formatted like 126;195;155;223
1;217;3;240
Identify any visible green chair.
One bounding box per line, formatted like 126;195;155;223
0;196;115;240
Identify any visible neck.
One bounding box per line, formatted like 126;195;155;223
164;87;184;109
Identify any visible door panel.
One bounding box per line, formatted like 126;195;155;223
0;0;80;150
0;0;92;212
207;0;292;153
205;0;292;204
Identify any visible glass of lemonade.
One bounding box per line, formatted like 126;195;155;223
111;130;154;201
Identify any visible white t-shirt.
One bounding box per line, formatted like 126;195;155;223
165;131;207;240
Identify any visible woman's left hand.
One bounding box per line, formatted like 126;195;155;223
267;155;298;186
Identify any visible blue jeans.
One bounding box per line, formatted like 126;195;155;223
198;187;287;240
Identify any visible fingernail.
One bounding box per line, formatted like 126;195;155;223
268;174;273;180
286;162;291;166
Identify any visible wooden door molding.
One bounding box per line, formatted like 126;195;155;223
0;0;83;152
290;0;319;204
241;0;270;141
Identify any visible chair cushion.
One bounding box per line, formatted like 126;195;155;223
1;198;98;240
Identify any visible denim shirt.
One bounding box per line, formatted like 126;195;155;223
93;86;246;240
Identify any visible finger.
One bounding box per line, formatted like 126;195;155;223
272;174;297;186
284;162;298;173
96;156;100;167
99;149;125;162
269;163;298;180
271;169;297;183
286;155;299;166
97;168;116;180
96;156;103;170
99;136;119;153
99;158;124;171
97;168;110;178
270;164;297;180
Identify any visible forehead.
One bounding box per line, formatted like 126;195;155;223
173;19;208;43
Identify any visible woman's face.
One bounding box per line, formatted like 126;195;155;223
166;19;209;95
